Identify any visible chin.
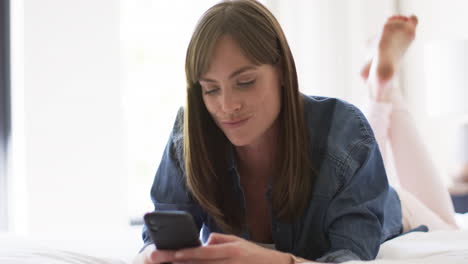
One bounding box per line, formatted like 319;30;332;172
226;134;252;147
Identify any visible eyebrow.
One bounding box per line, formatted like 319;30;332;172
199;65;257;83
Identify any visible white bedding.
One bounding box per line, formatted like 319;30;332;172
0;226;142;264
0;233;132;264
371;229;468;264
1;215;467;264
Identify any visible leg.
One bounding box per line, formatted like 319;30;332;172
362;15;419;189
362;15;458;229
365;100;401;187
389;97;458;228
397;187;457;232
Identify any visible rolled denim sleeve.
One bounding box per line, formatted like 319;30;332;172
140;108;205;251
319;138;390;262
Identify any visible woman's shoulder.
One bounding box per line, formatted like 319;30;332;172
301;94;379;193
301;93;375;145
151;107;190;202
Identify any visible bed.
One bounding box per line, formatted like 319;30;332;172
1;214;467;264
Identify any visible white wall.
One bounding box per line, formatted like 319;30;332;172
399;0;468;180
399;0;468;114
21;0;128;236
9;0;27;234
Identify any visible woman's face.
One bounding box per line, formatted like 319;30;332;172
200;35;282;147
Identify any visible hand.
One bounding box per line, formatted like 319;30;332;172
132;243;178;264
168;232;291;264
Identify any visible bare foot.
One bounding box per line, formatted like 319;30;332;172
362;15;418;101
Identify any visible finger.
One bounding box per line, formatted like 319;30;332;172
175;259;231;264
140;244;156;264
206;233;240;245
147;247;177;263
174;242;243;261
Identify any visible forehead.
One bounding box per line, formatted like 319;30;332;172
202;35;255;78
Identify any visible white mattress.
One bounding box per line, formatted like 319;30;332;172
1;214;467;264
0;226;142;264
372;229;468;264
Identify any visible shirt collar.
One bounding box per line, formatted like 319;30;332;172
227;143;238;171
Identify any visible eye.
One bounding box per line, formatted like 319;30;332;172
237;79;256;87
203;87;220;95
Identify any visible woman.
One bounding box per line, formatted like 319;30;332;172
133;1;457;263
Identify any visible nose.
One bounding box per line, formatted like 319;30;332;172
220;89;242;114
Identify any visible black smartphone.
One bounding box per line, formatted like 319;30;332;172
144;210;202;250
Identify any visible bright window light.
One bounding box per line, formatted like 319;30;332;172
121;0;266;222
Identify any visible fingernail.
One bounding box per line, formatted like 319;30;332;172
175;252;184;258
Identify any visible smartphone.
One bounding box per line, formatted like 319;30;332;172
144;210;201;250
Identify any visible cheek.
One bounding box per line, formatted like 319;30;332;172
202;96;213;112
256;83;281;113
202;96;216;114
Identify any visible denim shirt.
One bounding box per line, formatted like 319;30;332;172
141;94;403;262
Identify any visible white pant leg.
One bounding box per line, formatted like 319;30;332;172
364;100;401;188
388;96;457;228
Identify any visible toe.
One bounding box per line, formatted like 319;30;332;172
388;15;402;21
409;15;419;25
389;15;407;22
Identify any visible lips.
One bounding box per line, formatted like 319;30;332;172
220;117;251;128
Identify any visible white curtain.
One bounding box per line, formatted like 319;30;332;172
266;0;397;108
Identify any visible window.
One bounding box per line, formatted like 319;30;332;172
0;0;11;231
121;0;267;223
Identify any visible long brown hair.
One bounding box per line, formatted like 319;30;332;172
183;0;314;234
